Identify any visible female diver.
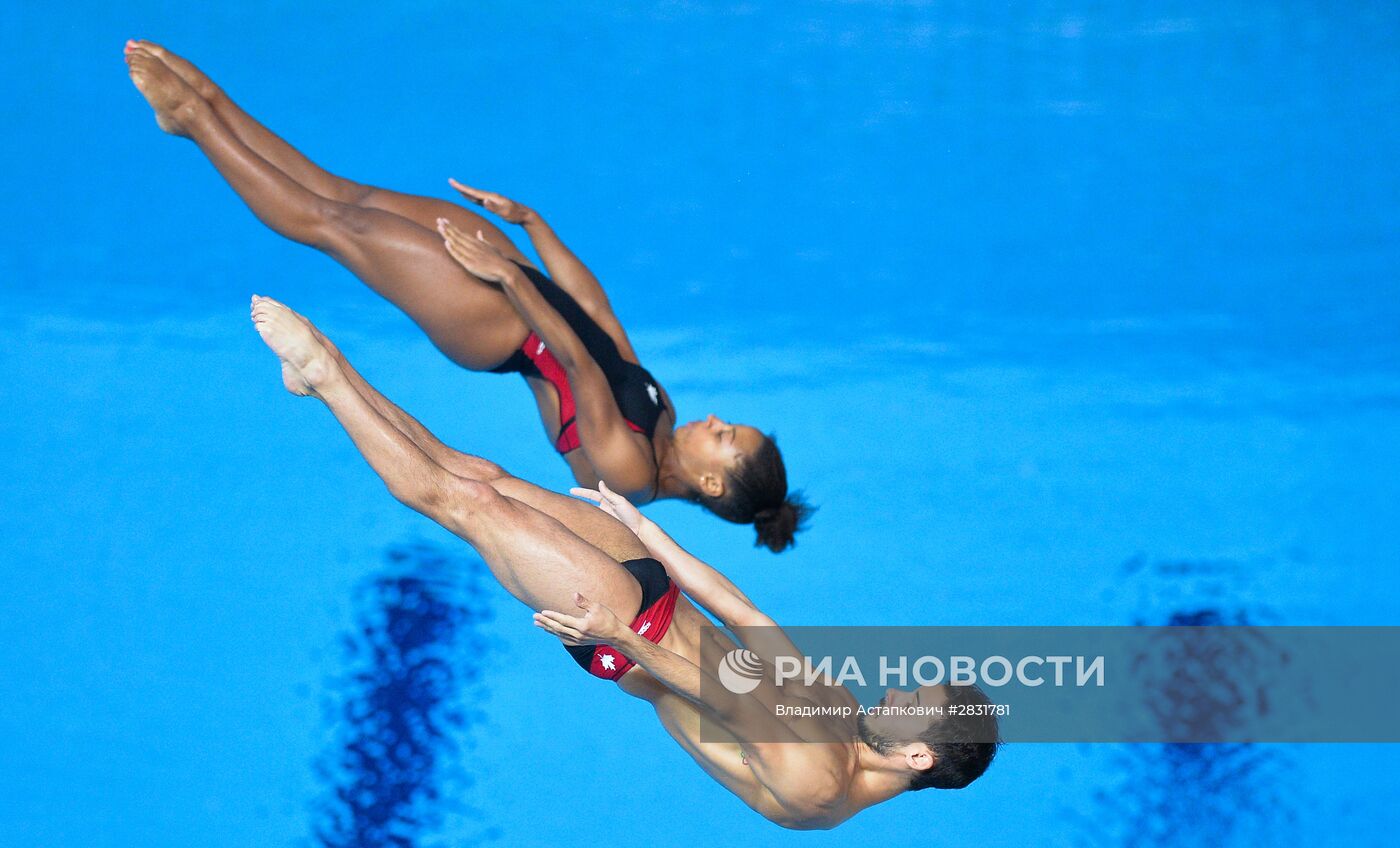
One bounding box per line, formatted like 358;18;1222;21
124;40;811;550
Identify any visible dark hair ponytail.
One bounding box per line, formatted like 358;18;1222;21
694;433;815;552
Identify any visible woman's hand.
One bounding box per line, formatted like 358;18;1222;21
533;592;628;646
437;218;520;285
570;480;646;535
449;178;534;225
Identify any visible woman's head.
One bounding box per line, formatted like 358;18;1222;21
672;415;814;552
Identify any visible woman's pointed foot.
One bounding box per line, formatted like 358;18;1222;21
129;39;222;101
125;44;203;137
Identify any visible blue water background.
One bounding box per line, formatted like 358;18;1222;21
3;2;1398;845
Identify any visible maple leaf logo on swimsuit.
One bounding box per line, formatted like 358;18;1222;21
599;653;616;671
536;340;547;355
637;621;652;636
647;383;659;405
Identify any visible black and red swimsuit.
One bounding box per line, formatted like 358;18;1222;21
566;557;681;681
490;263;668;454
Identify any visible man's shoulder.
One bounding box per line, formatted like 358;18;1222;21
748;739;855;804
760;761;856;831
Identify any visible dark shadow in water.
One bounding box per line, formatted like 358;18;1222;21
311;541;498;848
1071;557;1297;848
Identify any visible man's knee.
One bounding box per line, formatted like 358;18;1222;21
441;452;508;483
487;475;551;508
390;470;492;517
436;476;500;511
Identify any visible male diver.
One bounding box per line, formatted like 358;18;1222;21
249;295;996;829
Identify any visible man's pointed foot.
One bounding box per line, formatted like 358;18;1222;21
250;295;333;396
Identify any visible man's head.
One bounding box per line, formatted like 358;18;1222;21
857;684;1000;790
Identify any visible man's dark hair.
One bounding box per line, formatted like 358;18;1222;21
693;433;814;553
909;685;1000;790
858;684;1000;791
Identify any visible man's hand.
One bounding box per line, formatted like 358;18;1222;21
569;480;645;535
437;218;521;284
533;592;628;646
449;178;534;225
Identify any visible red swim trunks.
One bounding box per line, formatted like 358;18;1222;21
565;557;680;681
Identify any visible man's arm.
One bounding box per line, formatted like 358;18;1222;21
535;594;846;824
568;484;810;663
637;519;770;627
636;516;819;659
613;624;847;825
535;593;799;733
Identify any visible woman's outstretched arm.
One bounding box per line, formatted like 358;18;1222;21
438;220;658;497
450;180;640;362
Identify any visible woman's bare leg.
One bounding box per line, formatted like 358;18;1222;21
127;47;528;370
250;296;642;616
283;304;647;562
131;40;531;265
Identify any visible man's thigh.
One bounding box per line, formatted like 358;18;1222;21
467;489;644;617
489;476;648;563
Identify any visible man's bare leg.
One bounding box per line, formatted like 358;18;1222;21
130;39;531;265
281;305;648;562
250;295;644;616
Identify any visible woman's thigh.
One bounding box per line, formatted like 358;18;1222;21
359;187;536;267
319;200;530;370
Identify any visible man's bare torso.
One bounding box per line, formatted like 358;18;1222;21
610;596;866;829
